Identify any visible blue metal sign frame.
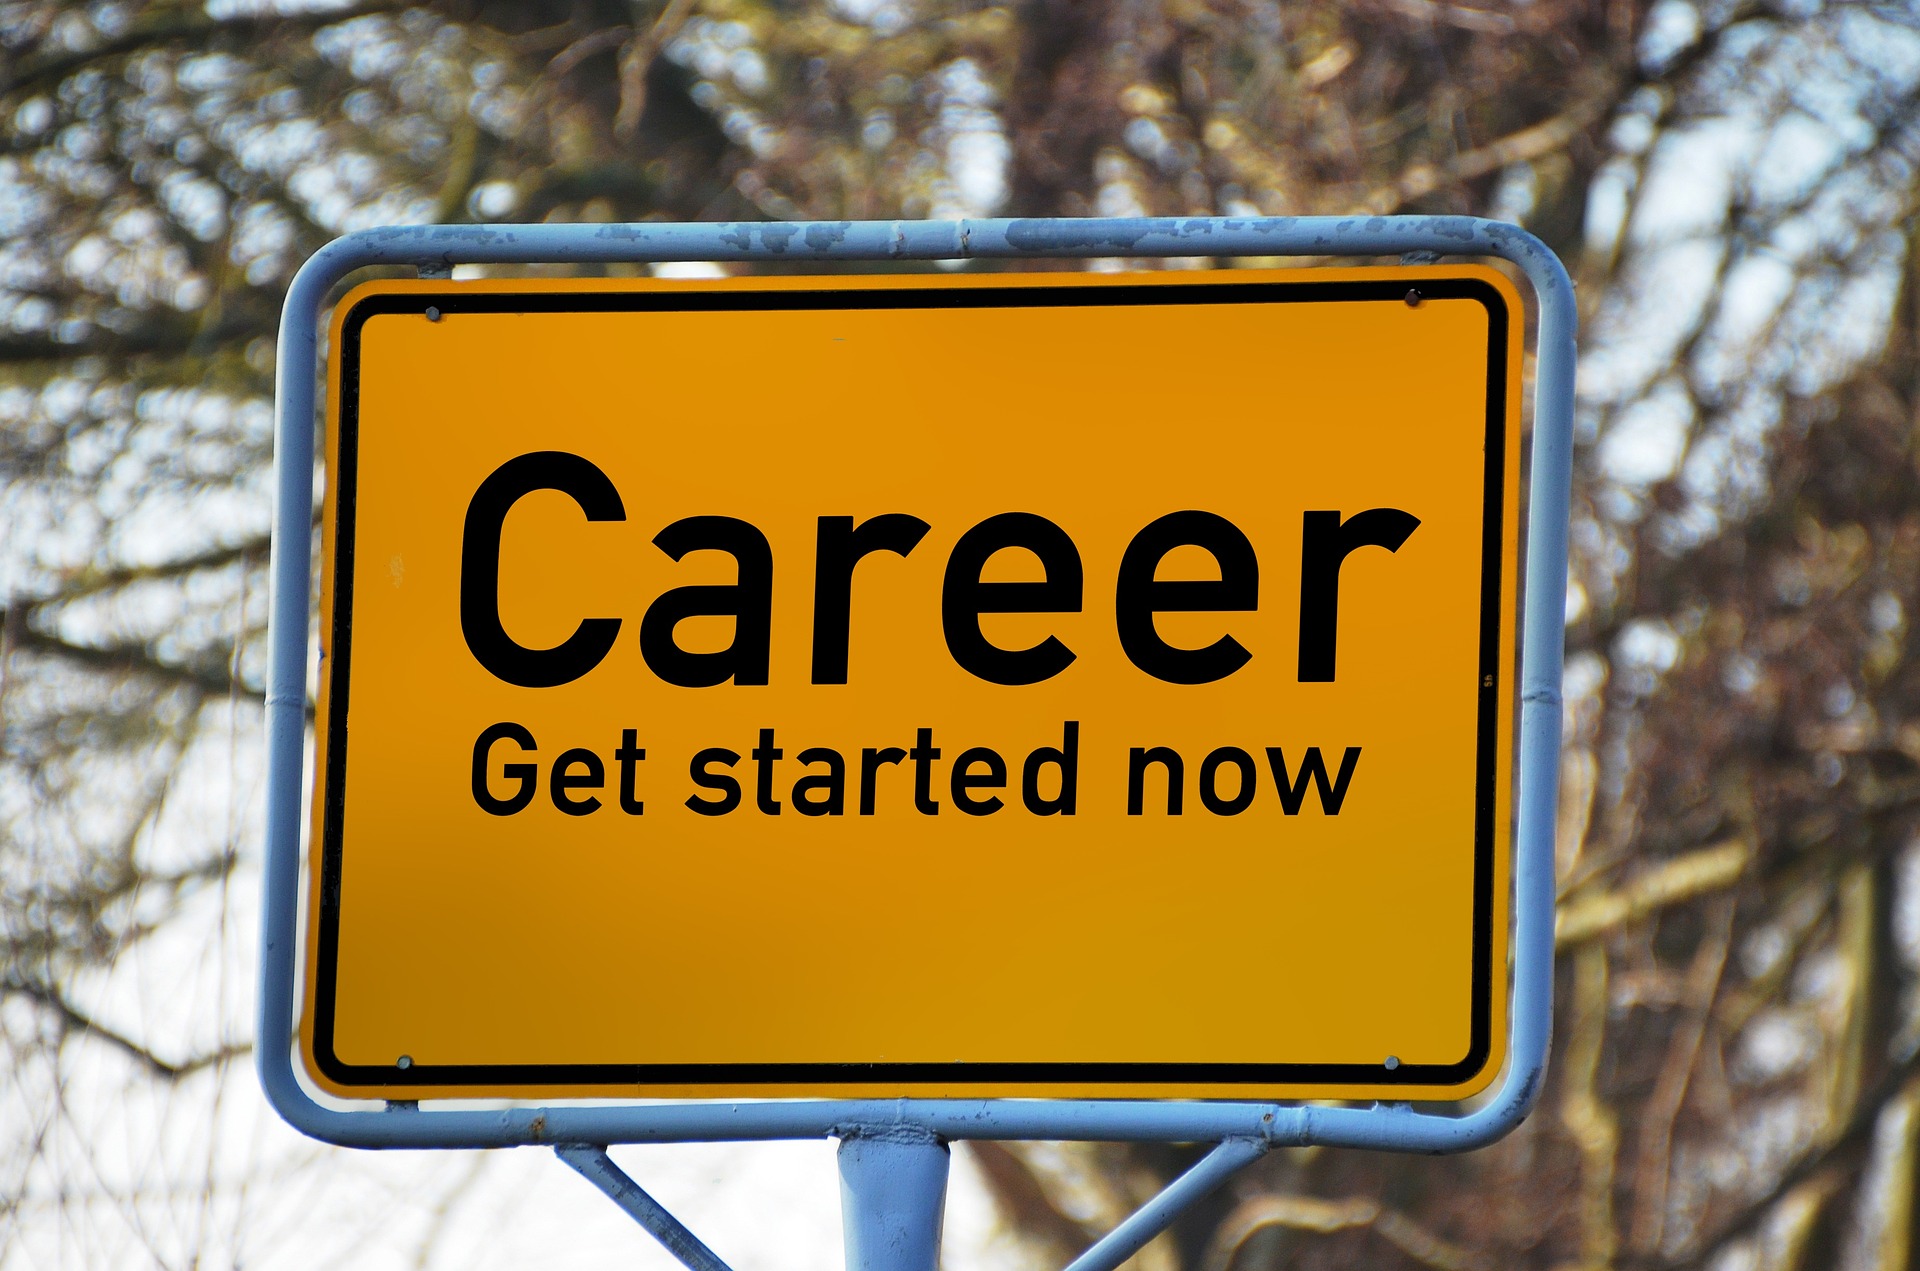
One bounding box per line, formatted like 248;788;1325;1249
261;215;1573;1270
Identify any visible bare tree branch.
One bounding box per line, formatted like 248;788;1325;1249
1;977;250;1081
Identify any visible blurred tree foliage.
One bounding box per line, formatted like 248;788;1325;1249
6;0;1920;1268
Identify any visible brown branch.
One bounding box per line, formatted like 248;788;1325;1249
1358;87;1616;215
2;977;249;1080
21;539;266;609
615;0;700;143
1826;863;1879;1130
1628;896;1735;1255
0;2;406;98
1353;0;1774;220
0;311;269;366
0;603;19;725
548;25;632;79
1873;1077;1920;1267
1203;1193;1491;1271
1644;1047;1920;1270
964;1142;1097;1261
1557;840;1751;947
518;162;664;222
1;613;258;703
1374;0;1524;35
1561;942;1621;1269
431;113;484;225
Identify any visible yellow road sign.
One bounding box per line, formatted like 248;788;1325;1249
306;267;1522;1102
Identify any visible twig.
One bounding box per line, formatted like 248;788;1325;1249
1203;1193;1491;1271
0;617;259;703
1647;1048;1920;1270
1557;841;1751;947
22;538;267;608
1;978;250;1080
0;1;406;97
1562;942;1621;1270
615;0;700;143
965;1141;1097;1260
1355;85;1616;216
549;26;632;79
1628;896;1735;1256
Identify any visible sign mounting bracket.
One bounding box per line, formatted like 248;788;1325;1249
263;214;1575;1269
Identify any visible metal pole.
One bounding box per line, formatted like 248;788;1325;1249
555;1145;737;1271
1063;1137;1267;1271
838;1132;950;1271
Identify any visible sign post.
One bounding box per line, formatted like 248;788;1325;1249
262;216;1575;1270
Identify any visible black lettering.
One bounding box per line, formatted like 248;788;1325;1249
1266;746;1362;814
950;747;1007;815
859;747;906;815
471;722;538;815
751;727;783;815
1115;511;1258;684
615;728;645;815
910;727;941;815
811;514;931;684
941;513;1082;685
1198;746;1256;815
792;747;846;816
1298;509;1419;682
1021;721;1079;816
460;452;625;688
640;516;774;687
549;747;605;816
686;747;742;815
1126;746;1184;816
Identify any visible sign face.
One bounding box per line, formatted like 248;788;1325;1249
306;267;1521;1102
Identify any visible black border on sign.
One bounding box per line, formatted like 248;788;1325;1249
312;276;1512;1092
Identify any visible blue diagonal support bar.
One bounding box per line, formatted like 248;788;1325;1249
1062;1137;1269;1271
555;1145;736;1271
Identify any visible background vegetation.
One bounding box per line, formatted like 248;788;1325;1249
5;0;1920;1267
